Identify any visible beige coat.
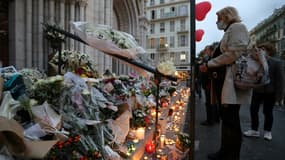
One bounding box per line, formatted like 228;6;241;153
208;22;252;105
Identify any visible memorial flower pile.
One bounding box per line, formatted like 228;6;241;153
131;108;151;129
49;50;98;78
1;60;179;160
19;68;47;84
46;134;103;160
27;75;64;106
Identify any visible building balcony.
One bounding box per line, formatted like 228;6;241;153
156;44;169;51
147;0;189;8
150;12;188;22
162;12;177;18
177;29;189;34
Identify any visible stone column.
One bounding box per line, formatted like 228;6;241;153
84;0;97;71
69;0;76;50
59;0;65;27
59;0;65;50
25;0;32;67
105;0;112;25
97;0;105;74
94;0;100;24
38;0;44;69
104;0;113;71
49;0;55;23
78;0;87;53
98;0;104;24
93;0;100;69
32;0;39;67
9;0;25;68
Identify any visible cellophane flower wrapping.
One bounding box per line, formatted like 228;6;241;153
1;66;173;159
157;60;177;76
72;22;146;59
50;72;126;159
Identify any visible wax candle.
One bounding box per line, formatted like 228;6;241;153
133;138;139;143
136;127;145;140
160;134;166;148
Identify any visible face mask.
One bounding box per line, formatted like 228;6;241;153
216;21;227;30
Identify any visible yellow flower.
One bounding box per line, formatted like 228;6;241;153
81;74;88;78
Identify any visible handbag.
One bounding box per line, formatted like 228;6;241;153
232;48;270;90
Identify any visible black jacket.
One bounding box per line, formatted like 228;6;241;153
254;56;284;100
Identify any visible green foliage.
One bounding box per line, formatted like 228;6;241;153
43;23;65;49
177;132;191;148
131;108;150;128
28;75;64;106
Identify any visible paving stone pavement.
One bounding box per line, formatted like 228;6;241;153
194;94;285;160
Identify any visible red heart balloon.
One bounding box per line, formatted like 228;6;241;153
196;1;212;21
196;29;204;42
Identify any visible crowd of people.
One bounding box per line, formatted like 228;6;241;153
196;6;285;160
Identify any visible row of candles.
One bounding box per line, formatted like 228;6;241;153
142;87;190;159
126;87;190;159
143;148;167;160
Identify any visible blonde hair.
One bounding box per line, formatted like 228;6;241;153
216;6;241;24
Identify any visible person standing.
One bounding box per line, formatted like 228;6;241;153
243;42;285;140
0;61;3;102
274;57;285;108
195;57;202;99
200;6;252;160
200;45;219;126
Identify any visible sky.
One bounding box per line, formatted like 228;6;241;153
195;0;285;53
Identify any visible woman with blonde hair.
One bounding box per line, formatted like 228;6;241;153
200;6;252;160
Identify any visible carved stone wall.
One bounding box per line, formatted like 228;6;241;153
8;0;147;75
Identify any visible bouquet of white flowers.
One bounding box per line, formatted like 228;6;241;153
72;22;146;59
157;60;177;76
43;23;65;49
49;50;98;78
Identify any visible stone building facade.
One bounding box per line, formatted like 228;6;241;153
250;4;285;58
4;0;148;75
145;0;191;73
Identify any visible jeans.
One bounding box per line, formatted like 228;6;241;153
250;92;275;131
